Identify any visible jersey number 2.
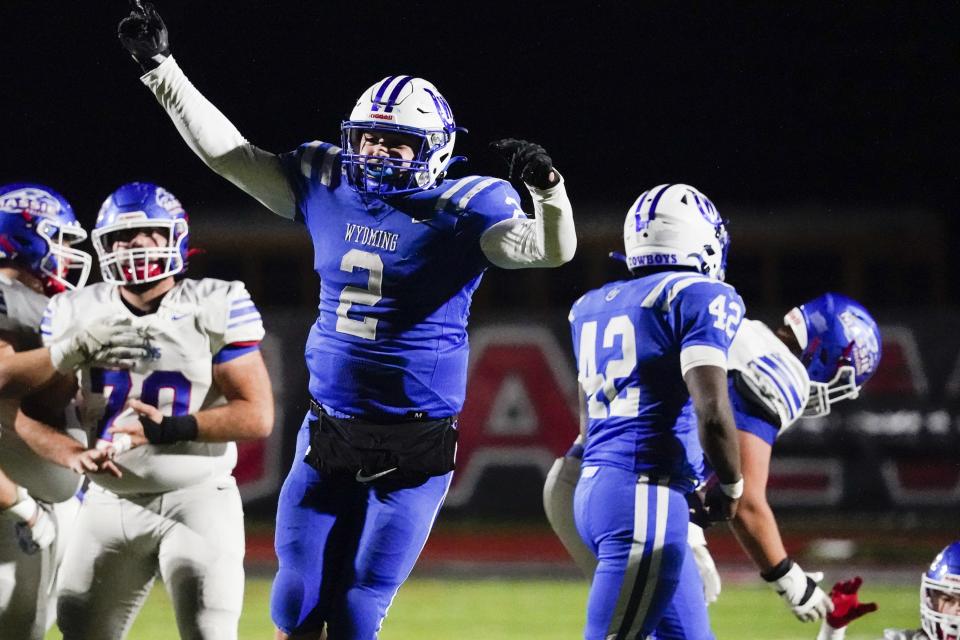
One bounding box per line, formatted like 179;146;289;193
578;316;640;419
336;249;383;340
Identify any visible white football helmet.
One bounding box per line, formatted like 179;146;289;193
341;75;462;196
622;184;729;280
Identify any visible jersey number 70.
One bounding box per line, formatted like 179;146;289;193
89;368;192;440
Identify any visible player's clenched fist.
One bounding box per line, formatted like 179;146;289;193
704;478;742;522
762;558;834;622
118;0;170;70
490;139;560;189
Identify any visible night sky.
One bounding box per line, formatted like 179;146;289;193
2;2;957;233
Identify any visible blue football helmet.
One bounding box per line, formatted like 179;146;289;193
783;292;882;417
0;183;91;294
340;75;463;196
91;182;189;285
922;541;960;640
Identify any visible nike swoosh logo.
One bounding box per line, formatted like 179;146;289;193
356;467;398;483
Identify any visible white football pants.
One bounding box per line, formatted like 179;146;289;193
0;496;80;640
57;479;245;640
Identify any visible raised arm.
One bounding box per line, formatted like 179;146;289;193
119;4;297;219
480;139;577;268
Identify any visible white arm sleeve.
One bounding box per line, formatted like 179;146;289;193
140;56;297;220
680;345;727;377
479;173;576;269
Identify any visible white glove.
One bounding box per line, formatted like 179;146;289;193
49;317;151;373
687;522;721;604
1;486;56;554
764;559;833;622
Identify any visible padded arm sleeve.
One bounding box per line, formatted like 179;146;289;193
140;56;297;219
479;173;576;269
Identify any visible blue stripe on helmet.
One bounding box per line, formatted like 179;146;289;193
633;189;650;231
645;184;673;222
383;76;413;113
370;76;397;113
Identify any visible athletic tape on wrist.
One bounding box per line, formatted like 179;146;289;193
719;477;744;500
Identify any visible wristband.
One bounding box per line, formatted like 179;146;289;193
141;414;199;444
760;557;794;582
1;487;37;523
719;477;744;500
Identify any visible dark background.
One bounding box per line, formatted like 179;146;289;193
2;2;957;296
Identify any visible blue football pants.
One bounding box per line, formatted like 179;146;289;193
574;466;714;640
270;413;452;638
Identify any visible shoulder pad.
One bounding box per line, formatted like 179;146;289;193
297;140;342;187
433;176;508;214
639;273;732;312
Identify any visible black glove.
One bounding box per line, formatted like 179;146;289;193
686;488;713;529
140;414;198;444
118;0;171;72
703;482;737;522
490;139;559;189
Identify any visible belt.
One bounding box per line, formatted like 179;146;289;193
308;398;453;424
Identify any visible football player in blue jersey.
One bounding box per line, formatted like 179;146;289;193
117;4;577;639
566;183;743;640
546;289;882;632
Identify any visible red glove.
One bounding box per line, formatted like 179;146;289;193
826;577;878;628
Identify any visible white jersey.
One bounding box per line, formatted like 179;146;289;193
728;319;810;433
0;275;82;503
43;278;265;495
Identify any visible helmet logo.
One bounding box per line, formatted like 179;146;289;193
155;187;184;216
423;87;455;130
838;309;880;376
369;112;395;121
0;188;61;218
689;190;722;225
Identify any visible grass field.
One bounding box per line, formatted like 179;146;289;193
44;576;917;639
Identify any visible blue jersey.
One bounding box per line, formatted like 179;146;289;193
569;271;744;491
281;141;523;419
